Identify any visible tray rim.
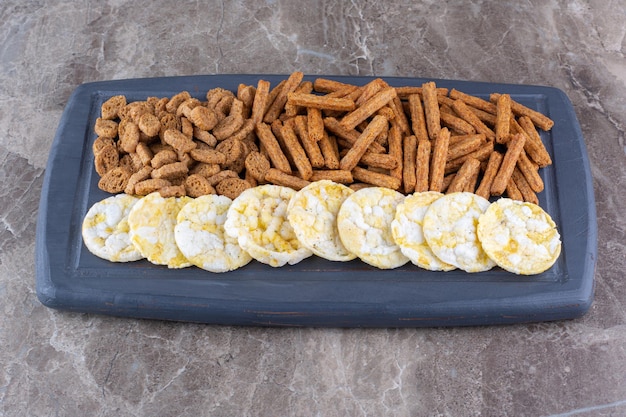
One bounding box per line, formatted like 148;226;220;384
35;74;597;327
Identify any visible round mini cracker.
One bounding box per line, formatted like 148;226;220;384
287;180;356;262
175;195;252;273
391;191;456;271
128;192;193;268
337;186;409;269
82;194;143;262
422;192;495;273
477;198;561;275
224;184;312;267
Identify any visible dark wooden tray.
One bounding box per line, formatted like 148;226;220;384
35;75;597;327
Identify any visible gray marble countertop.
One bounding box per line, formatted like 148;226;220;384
2;1;625;416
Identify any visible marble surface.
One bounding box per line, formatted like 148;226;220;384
1;0;625;415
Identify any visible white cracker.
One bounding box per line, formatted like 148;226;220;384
128;192;192;268
391;192;456;271
287;180;356;262
224;184;312;267
175;195;252;273
422;192;495;273
82;194;143;262
337;187;409;269
477;198;561;275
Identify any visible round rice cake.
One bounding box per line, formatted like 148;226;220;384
224;184;312;267
477;198;561;275
391;191;456;271
422;192;495;273
337;187;409;269
128;192;192;268
174;195;252;273
287;180;356;262
81;194;143;262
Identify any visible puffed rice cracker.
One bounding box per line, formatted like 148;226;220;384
422;192;495;273
174;195;252;272
391;191;456;271
128;192;192;268
224;184;312;267
477;198;561;275
287;180;356;262
82;194;143;262
337;187;409;269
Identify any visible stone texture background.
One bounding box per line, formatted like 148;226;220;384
1;1;625;416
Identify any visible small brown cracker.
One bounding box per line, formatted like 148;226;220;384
92;137;115;156
125;166;153;194
94;118;118;139
94;144;119;176
206;170;239;187
185;174;216;197
216;177;252;200
151;161;189;180
118;120;140;153
189;148;227;165
133;178;172;196
163;128;197;154
245;151;271;182
158;185;186;198
189;162;221;178
101;95;127;120
136;112;160;137
135;142;154;166
151;149;178;169
98;167;132;193
190;106;218;131
215;138;244;165
165;91;191;113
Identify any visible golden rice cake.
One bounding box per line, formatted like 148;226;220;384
81;194;143;262
128;192;192;268
477;198;561;275
422;192;495;273
224;184;312;267
391;191;456;271
287;180;356;262
337;186;409;269
174;195;252;273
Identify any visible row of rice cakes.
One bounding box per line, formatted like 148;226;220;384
82;181;561;275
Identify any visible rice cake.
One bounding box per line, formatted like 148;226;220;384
81;194;143;262
477;198;561;275
174;195;252;272
391;191;456;271
224;184;312;267
128;192;192;268
337;187;409;269
287;180;356;262
422;192;495;273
